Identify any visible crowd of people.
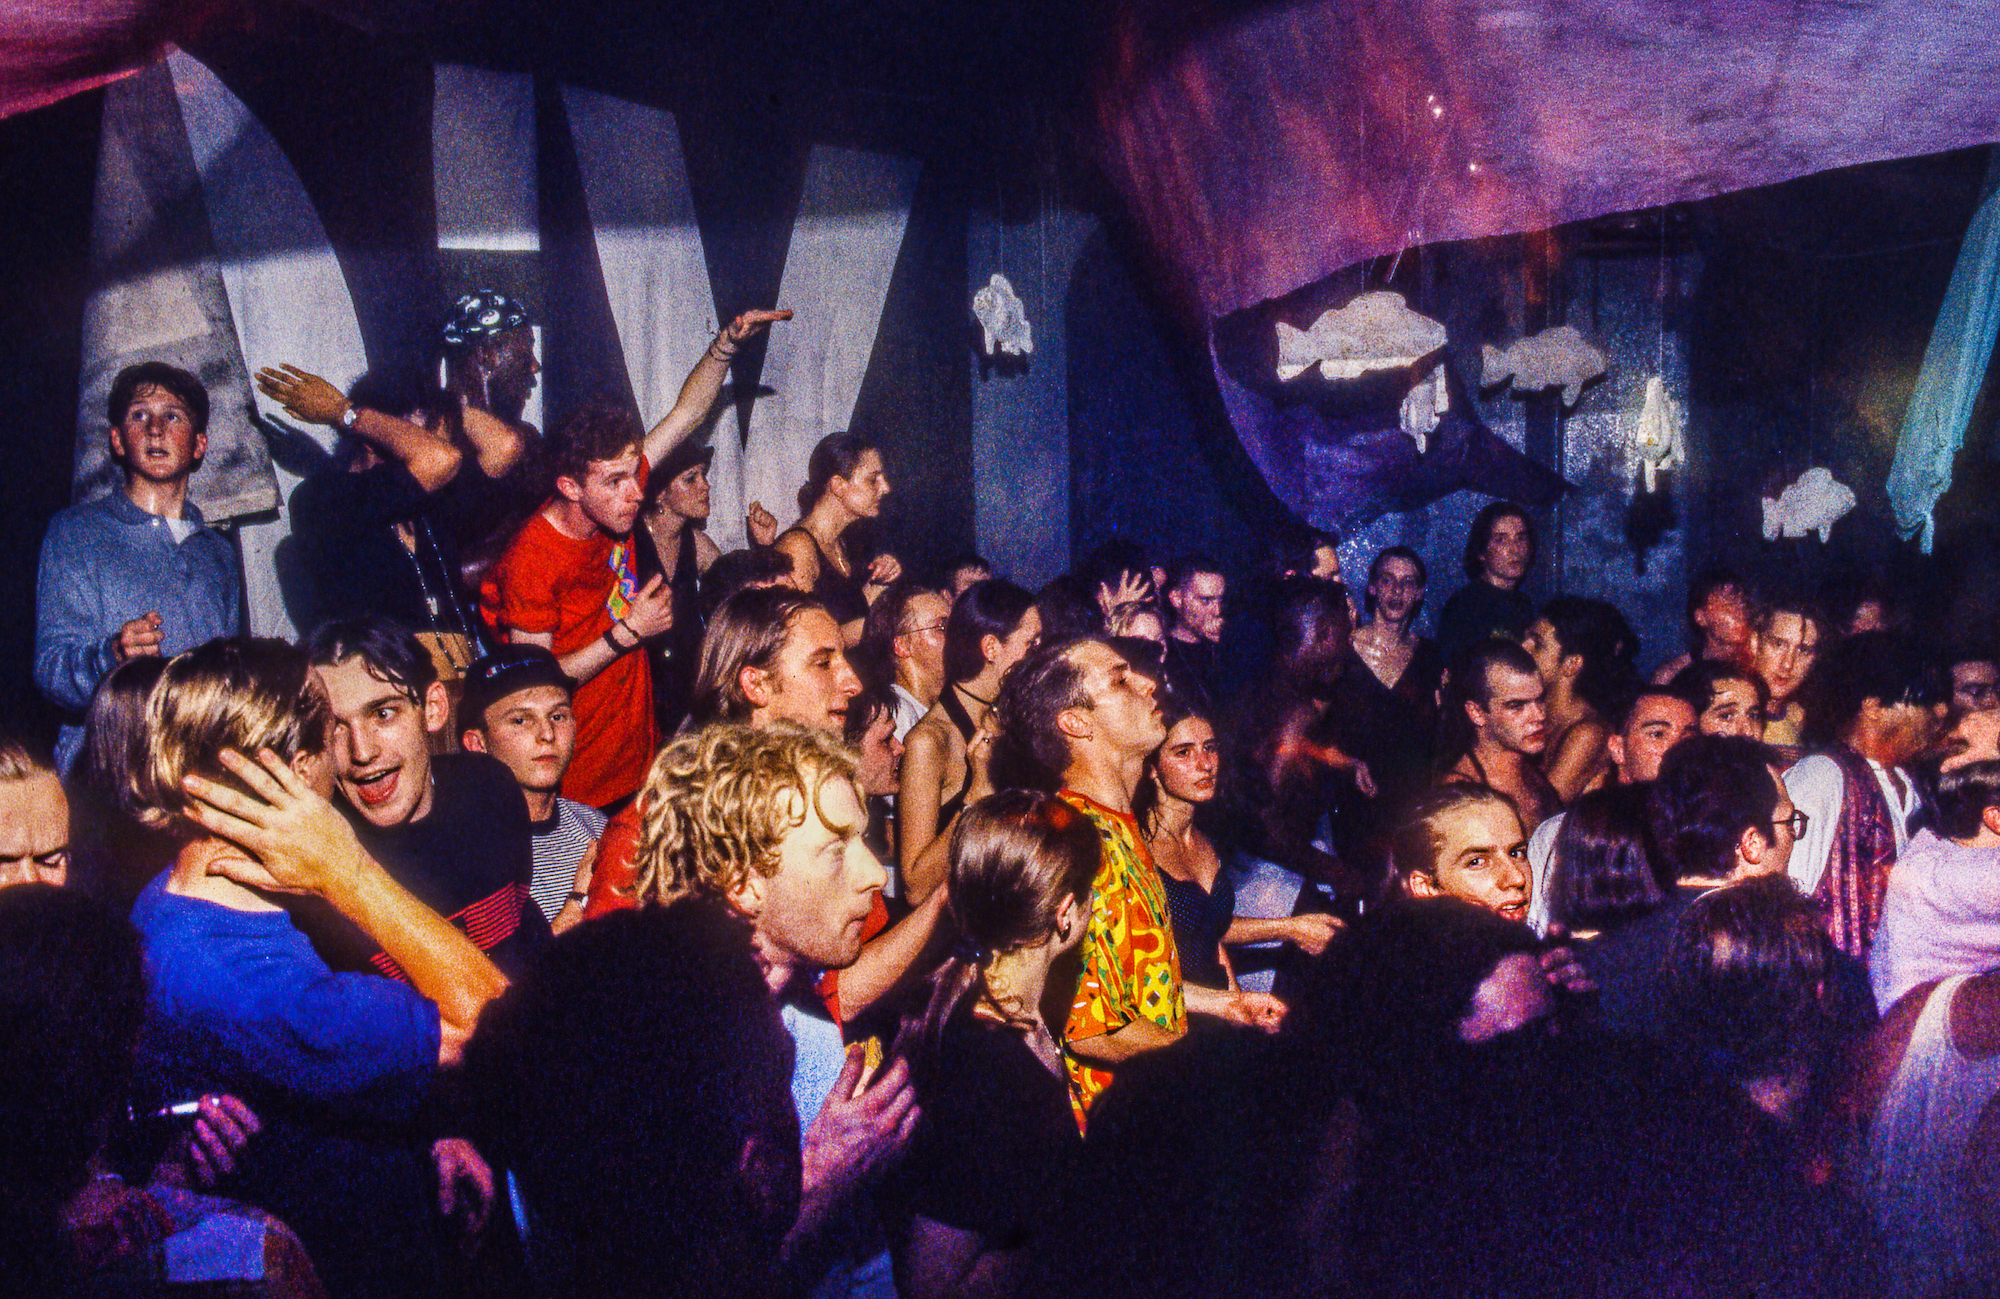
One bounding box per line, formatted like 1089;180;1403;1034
11;290;2000;1298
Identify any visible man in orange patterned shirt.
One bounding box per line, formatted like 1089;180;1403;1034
998;636;1188;1124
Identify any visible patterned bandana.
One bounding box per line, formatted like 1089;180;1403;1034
441;289;530;347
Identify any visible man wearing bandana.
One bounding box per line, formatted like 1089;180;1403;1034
480;307;789;809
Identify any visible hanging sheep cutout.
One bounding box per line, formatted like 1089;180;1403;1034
1633;375;1683;492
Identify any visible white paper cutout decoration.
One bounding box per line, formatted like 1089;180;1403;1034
1762;467;1856;543
1399;363;1449;454
1481;325;1609;406
1275;290;1447;382
1633;374;1684;492
972;272;1033;357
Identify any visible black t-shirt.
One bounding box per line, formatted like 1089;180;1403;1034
1163;635;1221;713
897;1007;1081;1242
288;462;482;644
1435;579;1536;670
293;753;548;980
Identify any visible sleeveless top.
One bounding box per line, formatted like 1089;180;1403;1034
1858;973;2000;1297
781;526;868;626
935;684;982;826
1159;861;1236;988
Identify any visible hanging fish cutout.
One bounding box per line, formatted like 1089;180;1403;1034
1481;325;1609;406
1399;362;1449;454
1275;290;1447;382
1762;467;1856;543
1633;374;1684;492
972;273;1033;356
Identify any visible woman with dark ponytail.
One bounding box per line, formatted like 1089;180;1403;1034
773;431;903;647
888;791;1098;1297
1523;596;1640;803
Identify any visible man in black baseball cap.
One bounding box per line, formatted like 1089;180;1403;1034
460;645;604;933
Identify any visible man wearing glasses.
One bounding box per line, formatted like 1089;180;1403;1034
865;582;951;742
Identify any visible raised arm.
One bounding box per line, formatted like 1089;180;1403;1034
183;749;508;1066
641;308;792;468
457;400;527;479
257;364;463;493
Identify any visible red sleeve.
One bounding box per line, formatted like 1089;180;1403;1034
583;802;644;919
480;520;562;636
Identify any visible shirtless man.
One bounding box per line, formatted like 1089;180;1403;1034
1443;640;1559;835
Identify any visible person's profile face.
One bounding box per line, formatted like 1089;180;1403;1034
990;607;1042;679
1699;677;1765;738
897;591;951;680
1952;660;2000;715
1753;613;1819;704
1154;716;1220;805
0;772;69;890
1880;699;1944;767
1521;618;1568;689
1075;641;1166;758
756;775;886;971
110;383;206;486
1696;585;1752;651
483;326;540;412
573;449;646;537
1412;800;1532;923
1616;696;1696;783
852;708;903;797
1755;766;1800;878
1369;555;1424;623
316;656;443;828
1481;515;1532;585
664;463;711;523
832;450;891;518
1472;665;1548;756
761;610;862;735
471;685;575;796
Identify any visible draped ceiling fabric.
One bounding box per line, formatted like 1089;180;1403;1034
168;50;370;639
561;87;736;546
1887;154;2000;554
739;147;921;538
1095;0;2000;531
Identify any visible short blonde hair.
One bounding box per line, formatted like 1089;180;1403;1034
0;733;52;784
140;639;331;837
632;722;859;906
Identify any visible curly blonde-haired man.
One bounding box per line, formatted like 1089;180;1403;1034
632;721;882;974
627;721;914;1291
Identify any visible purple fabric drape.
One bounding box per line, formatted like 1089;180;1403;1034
1095;0;2000;527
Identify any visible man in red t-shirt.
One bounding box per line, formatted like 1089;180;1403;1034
481;308;790;808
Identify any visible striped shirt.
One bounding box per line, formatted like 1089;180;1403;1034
529;798;609;922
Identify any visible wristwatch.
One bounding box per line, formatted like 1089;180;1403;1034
337;404;360;430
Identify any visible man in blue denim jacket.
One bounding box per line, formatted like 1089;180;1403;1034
35;362;240;770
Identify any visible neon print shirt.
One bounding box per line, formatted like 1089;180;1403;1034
1060;790;1185;1127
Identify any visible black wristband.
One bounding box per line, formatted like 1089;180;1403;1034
567;891;589;905
602;621;632;653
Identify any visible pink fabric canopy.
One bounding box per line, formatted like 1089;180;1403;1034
1095;0;2000;322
